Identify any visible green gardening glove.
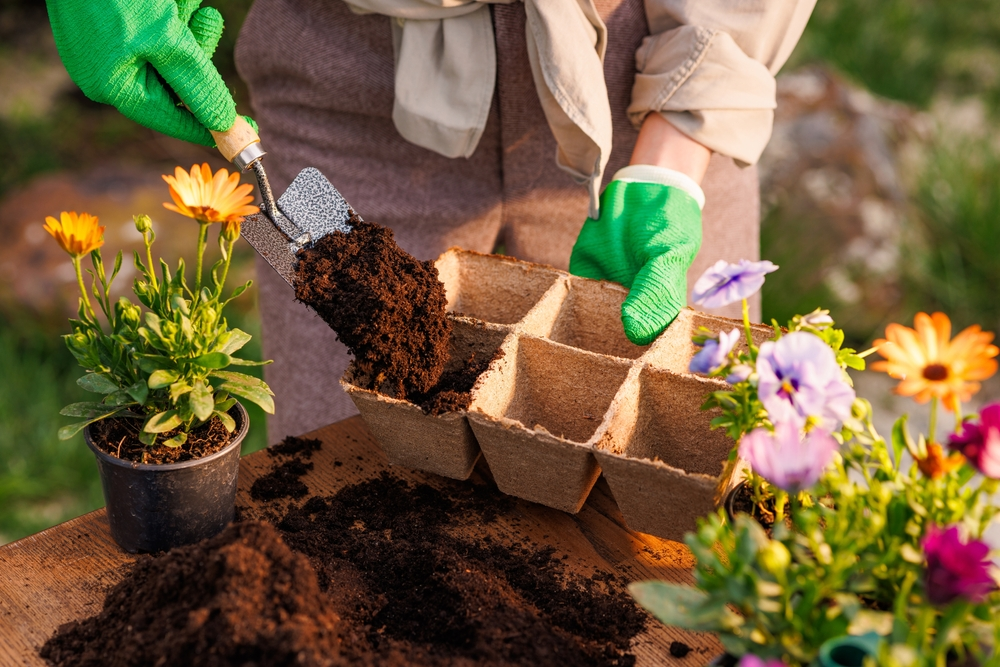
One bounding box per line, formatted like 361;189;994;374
569;165;704;346
46;0;251;147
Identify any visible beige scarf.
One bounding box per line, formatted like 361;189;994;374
346;0;612;217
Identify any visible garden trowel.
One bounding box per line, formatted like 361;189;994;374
210;117;356;286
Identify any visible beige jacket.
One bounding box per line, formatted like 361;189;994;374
346;0;815;214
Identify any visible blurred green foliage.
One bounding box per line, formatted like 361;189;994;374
793;0;1000;114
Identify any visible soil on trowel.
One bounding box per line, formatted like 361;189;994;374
412;347;506;416
39;521;364;667
294;216;452;399
276;472;647;666
89;409;237;464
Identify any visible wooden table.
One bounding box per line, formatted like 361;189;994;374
0;416;721;666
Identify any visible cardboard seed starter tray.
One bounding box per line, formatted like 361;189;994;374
341;248;772;541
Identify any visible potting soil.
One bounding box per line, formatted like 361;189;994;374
276;472;647;665
89;411;234;464
294;217;452;398
413;348;505;416
249;435;323;501
39;521;360;667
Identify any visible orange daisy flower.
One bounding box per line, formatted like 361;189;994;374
162;163;258;225
915;442;966;480
43;211;105;258
872;312;998;411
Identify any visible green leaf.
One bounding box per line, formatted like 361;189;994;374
891;415;918;463
60;402;123;418
126;379;149;404
226;357;270;367
191;352;231;369
214;409;236;432
220;328;252;355
103;389;138;407
210;370;273;393
139;430;157;446
137;355;171;373
77;373;119;394
148;369;180;389
218;382;275;414
58;407;130;440
190;380;214;422
215;397;237;413
628;582;736;632
161;432;188;448
144;410;183;433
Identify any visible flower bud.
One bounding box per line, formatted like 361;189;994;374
758;540;790;575
133;214;153;234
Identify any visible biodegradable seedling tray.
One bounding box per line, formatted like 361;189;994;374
342;248;774;540
341;318;509;479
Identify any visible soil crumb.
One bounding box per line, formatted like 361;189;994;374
295;217;452;399
39;522;356;667
277;472;646;665
250;458;314;501
669;641;692;657
413;347;505;416
89;408;240;464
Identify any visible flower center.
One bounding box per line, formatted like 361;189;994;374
780;378;798;398
922;363;949;382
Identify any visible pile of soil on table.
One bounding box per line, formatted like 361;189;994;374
276;472;647;666
295;217;452;399
89;408;238;464
39;521;361;667
249;435;323;502
412;347;505;416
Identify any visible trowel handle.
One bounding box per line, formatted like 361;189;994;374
210;116;265;171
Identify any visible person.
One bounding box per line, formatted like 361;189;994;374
46;0;816;443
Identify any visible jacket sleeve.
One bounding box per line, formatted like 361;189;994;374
630;0;816;166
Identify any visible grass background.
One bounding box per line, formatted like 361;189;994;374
1;0;999;543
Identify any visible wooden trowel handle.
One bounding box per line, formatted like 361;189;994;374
210;116;262;169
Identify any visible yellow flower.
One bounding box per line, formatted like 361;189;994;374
915;442;965;480
43;211;105;258
162;163;258;224
872;312;999;411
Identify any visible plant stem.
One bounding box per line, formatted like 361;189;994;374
215;236;235;300
144;233;158;292
929;396;939;444
72;256;97;322
194;221;209;298
774;489;788;524
954;398;963;434
742;298;754;348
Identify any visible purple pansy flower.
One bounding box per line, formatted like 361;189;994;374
739;654;788;667
922;525;997;606
689;328;740;375
756;332;855;431
948;403;1000;479
727;363;754;384
691;259;779;309
739;421;839;492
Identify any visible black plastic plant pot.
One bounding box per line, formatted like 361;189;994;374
84;403;249;554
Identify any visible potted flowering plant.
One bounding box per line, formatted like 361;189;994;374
48;163;274;553
628;260;1000;665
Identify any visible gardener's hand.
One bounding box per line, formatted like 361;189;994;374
569;165;704;346
46;0;252;147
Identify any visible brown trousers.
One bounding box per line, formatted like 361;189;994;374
235;0;760;443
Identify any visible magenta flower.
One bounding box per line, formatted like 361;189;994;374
738;421;839;492
689;328;740;375
739;655;788;667
948;403;1000;479
691;259;778;309
923;525;996;606
756;332;855;431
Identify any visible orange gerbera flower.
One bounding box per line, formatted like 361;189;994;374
162;163;258;224
43;211;105;257
916;442;966;480
872;312;998;411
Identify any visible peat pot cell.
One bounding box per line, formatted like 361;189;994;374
543;276;649;359
595;366;738;542
643;309;772;373
435;248;561;326
468;336;631;512
340;319;510;480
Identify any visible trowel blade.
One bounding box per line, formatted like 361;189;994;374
242;167;358;287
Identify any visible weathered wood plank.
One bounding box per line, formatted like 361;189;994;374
0;416;720;665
